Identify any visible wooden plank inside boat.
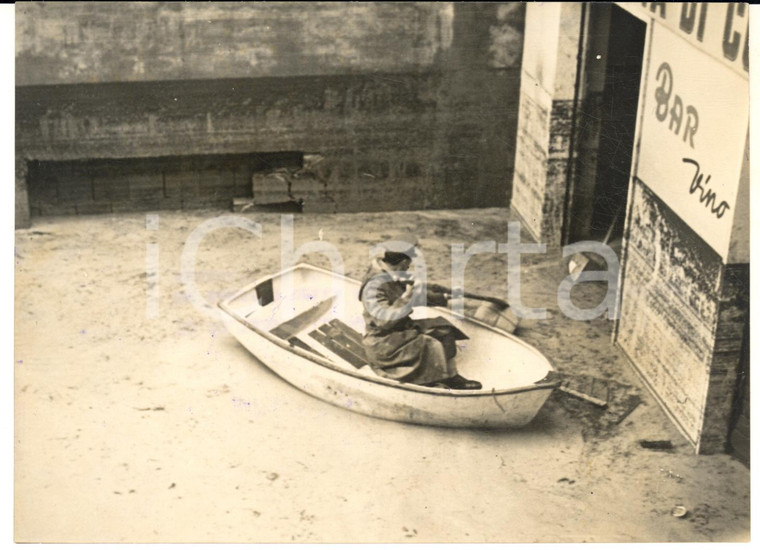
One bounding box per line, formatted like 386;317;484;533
318;323;369;365
327;319;364;346
270;295;337;340
309;327;367;368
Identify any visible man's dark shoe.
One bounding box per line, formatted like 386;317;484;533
446;374;482;390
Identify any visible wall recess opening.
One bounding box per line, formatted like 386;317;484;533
26;151;309;217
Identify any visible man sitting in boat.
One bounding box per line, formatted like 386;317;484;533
358;234;482;391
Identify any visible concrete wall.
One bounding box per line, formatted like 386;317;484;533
15;2;526;226
15;2;452;85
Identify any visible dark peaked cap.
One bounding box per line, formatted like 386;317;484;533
383;232;418;258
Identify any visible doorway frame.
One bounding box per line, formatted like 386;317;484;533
558;3;652;343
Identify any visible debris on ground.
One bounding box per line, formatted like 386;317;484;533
639;439;674;451
671;506;688;519
559;374;610;408
551;376;644;440
567;209;622;281
659;468;684;483
611;397;642;426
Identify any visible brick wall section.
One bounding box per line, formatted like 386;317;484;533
617;181;748;452
26;155;257;216
15;3;525;225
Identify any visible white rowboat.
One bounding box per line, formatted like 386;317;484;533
218;264;560;428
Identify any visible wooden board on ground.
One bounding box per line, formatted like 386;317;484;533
559;374;610;408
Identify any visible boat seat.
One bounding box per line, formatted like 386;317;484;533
270;295;337;340
309;319;369;369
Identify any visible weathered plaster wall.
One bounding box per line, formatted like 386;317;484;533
15;2;525;225
519;3;560;95
511;2;581;245
15;2;453;85
617;181;747;453
431;3;525;209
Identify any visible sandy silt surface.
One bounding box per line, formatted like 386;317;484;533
14;207;750;543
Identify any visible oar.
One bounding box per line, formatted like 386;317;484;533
394;278;515;330
426;283;509;310
427;283;518;334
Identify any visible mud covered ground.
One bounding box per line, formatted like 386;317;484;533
14;207;750;543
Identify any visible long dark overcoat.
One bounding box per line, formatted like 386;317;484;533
358;258;455;385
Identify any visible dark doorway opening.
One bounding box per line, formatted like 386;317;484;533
590;5;646;240
566;4;646;244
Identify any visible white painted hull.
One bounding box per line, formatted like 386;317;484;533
219;264;559;428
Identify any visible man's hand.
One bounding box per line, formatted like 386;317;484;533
398;282;415;304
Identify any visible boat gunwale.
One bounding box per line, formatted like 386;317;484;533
218;263;561;398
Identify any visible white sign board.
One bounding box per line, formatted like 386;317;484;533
617;2;749;78
636;25;749;259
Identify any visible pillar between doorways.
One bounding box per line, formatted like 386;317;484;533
511;2;583;247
